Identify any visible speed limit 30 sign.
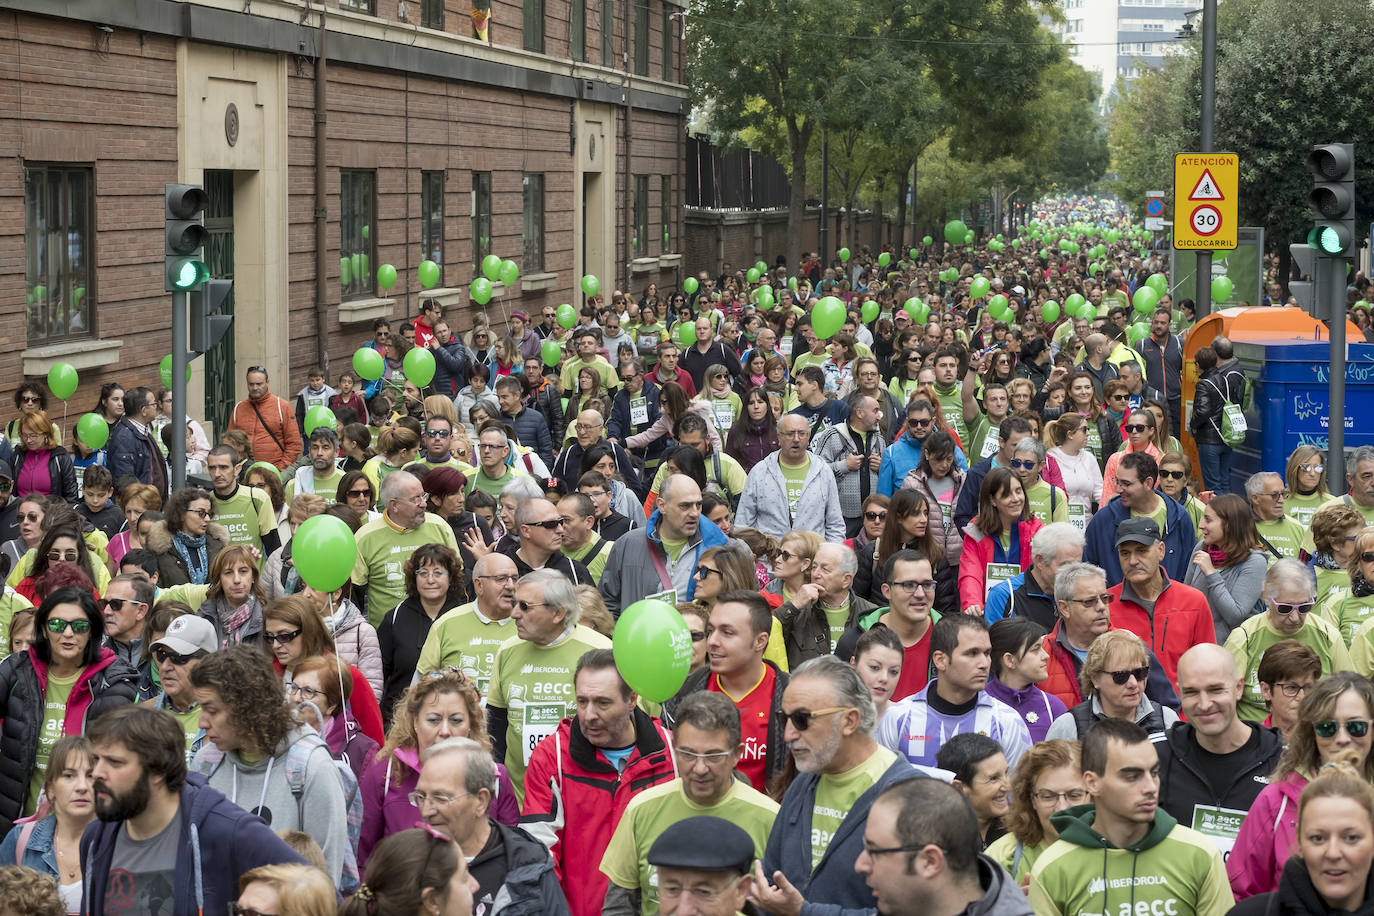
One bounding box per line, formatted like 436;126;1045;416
1173;153;1238;250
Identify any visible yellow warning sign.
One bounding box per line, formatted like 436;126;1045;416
1173;153;1238;250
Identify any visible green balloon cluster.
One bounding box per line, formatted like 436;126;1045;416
1146;274;1169;296
969;276;991;300
1042;301;1060;323
1132;286;1160;314
481;254;503;281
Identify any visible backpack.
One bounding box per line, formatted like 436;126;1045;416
1204;376;1247;447
285;731;364;894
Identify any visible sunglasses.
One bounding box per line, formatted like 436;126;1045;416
47;550;79;562
864;511;887;521
425;429;452;437
783;706;848;731
688;630;706;642
1272;601;1314;616
152;646;198;666
347;488;373;498
20;395;40;404
1361;551;1374;564
1009;459;1037;471
18;512;41;523
694;566;721;580
46;618;92;635
1158;469;1185;480
908;417;932;428
1105;666;1149;686
99;598;145;613
263;629;302;645
1315;719;1372;740
524;518;565;530
1124;424;1149;433
1300;463;1326;474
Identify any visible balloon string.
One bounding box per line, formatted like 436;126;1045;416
61;402;68;444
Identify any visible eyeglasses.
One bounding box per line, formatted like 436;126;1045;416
675;748;734;764
1124;424;1149;433
415;568;449;581
1034;789;1088;805
1315;719;1372;740
619;374;640;383
475;573;518;585
1261;490;1290;500
1158;469;1185;480
424;429;451;438
263;629;302;645
46;550;79;562
347;487;373;499
889;579;936;593
861;842;937;858
516;600;548;612
864;511;887;522
409;790;471;808
694;566;721;580
1272;601;1314;616
187;508;214;519
782;706;848;731
1065;593;1113;608
1300;463;1326;474
524;518;565;530
99;598;146;613
1105;666;1150;686
575;422;603;432
1009;459;1038;471
478;442;508;451
1271;681;1312;699
286;682;325;702
46;618;92;635
152;646;197;666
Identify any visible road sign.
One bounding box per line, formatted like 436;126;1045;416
1146;198;1164;217
1174;153;1238;250
1145;217;1165;231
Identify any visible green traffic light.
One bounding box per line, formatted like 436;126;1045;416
168;258;209;291
1315;226;1347;256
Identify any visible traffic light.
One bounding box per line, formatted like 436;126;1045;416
1289;242;1323;318
1307;144;1355;257
165;183;208;292
189;279;234;354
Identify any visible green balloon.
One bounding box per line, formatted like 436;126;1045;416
339;257;352;286
675;321;696;347
361;224;370;240
944;221;968;245
556;304;578;328
969;277;991;300
812;297;846;339
581;275;600;297
878;252;891;267
541;339;563;367
470;277;494;305
1012;239;1022;249
158;354;191;389
1132;286;1160;314
353;347;385;381
861;300;879;323
1039;249;1049;259
292;515;358;592
499;259;520;286
964;231;975;245
1076;301;1097;321
47;362;78;400
1146;274;1168;296
403;347;436;387
76;413;108;450
683;277;699;295
755;261;768;274
909;248;919;259
613;599;693;702
304;405;336;436
481;254;503;281
746;268;761;284
1042;301;1061;323
838;248;851;262
1212;276;1234;303
788;277;798;290
377;263;398;291
418;260;441;289
923;236;934;246
1127;323;1150;345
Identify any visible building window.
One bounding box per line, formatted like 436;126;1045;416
572;0;586;60
634;0;649;75
340;0;376;13
524;0;545;51
661;4;673;80
633;174;648;257
522;173;545;273
24;165;94;343
421;0;443;28
601;0;615;66
340;170;376;300
471;171;492;272
421;171;444;287
660;175;672;252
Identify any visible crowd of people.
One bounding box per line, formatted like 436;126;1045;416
5;198;1374;916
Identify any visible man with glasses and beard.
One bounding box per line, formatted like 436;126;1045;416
284;427;346;503
877;399;970;498
752;655;918;916
80;705;306;916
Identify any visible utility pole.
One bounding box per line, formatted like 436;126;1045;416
1195;0;1217;317
818;130;829;267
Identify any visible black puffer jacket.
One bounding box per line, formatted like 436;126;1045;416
0;647;138;836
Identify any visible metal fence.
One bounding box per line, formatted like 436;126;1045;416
686;135;790;210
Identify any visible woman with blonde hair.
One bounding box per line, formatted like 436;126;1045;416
1046;413;1102;517
1310;502;1366;611
356;670;518;868
762;530;823;607
1044;629;1178;741
1286;443;1338;526
234;863;337;916
12;411;77;502
1326;528;1374;645
691;543;788;671
984;739;1085;883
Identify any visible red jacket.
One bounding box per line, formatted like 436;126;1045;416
227;394;302;470
1108;571;1215;691
521;710;677;916
1040;622;1087;709
957;518;1043;612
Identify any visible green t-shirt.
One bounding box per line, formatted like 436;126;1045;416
600;779;780;916
968;413;1000;462
986;832;1047;884
780;458;810;516
933;385;968;443
467;466;518;499
284;467;347;505
1024;480;1069;526
791;350;829;376
1256;516;1307;562
416;601;515;696
351;513;460;627
1286;491;1339;527
1085;422;1104;463
28;670;78;815
698;391;742;432
1324;590;1374;647
823;603;850;651
811;745;898;870
1225;613;1352;723
1302;495;1374;555
564;537;614;585
1133;496;1169;535
1315;566;1350;612
486;625;614;805
211;485;277;562
661;535;687;563
560;355;619;393
649;452;748;500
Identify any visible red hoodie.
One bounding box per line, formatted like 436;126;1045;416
29;646;121;736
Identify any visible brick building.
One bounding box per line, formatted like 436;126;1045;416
1;0;686;435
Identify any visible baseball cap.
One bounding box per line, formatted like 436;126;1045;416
1115;517;1162;549
151;614;218;657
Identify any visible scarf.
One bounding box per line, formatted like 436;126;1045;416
1311;551;1343;572
172;530;209;584
1105;406;1125;423
219;596;261;645
1206;544;1231;568
933;381;958;397
750;373;767;388
1353;571;1374;599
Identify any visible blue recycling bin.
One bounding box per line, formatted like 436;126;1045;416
1228;339;1374;485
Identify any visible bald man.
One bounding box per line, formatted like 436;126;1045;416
1156;644;1284;857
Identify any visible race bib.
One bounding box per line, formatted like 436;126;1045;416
1068;503;1087;532
629;396;649;425
712;401;735;431
645;587;678;606
637;332;659;352
522;703;564;765
1192;804;1246;859
781;337;794;356
979;433;1000;459
986;563;1019;598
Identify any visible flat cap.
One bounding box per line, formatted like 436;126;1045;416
646;816;755;874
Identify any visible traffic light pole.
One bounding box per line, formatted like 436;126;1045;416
1194;0;1217;318
171;291;188;490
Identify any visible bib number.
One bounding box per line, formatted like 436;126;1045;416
630;396;649;425
645;587;678;606
712;401;735;431
1068;502;1088;533
1191;804;1246;858
986;563;1019;598
522;703;564;765
979;433;1000;459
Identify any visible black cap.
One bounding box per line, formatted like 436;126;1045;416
646;816;755;875
1115;516;1161;548
0;459;12;481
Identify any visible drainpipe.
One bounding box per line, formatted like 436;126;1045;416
622;0;633;292
314;8;330;371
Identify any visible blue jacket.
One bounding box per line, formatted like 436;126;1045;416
879;434;969;497
607;378;666;464
80;772;308;916
430;337;471;398
108;416;167;500
0;814;58;878
1083;491;1197;586
763;753;920;916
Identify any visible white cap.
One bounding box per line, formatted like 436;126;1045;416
151;614;217;657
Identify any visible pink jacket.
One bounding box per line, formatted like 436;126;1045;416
1100;441;1163;503
957;518;1043;612
1226;771;1306;900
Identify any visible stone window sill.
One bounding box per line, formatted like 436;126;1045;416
23;338;123;376
338;297;397;324
418;287;464;309
658;253;682;268
631;257;659;274
522;272;558;292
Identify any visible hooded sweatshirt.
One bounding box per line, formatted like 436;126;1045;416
1228;855;1374;916
194;724;350;886
1028;804;1232;916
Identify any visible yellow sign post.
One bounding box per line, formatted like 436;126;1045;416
1173;152;1239;250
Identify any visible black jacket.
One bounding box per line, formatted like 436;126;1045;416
1157;720;1284;829
145;520;229;587
11;445;78;503
680;341;743;390
552;439;644;499
470;820;572;916
377;595;442;724
662;661;790;794
851;539;957;617
498;542;593;587
524;377;564;450
1228;856;1374;916
1191;359;1246;446
430;337;471;398
0;648;138;836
